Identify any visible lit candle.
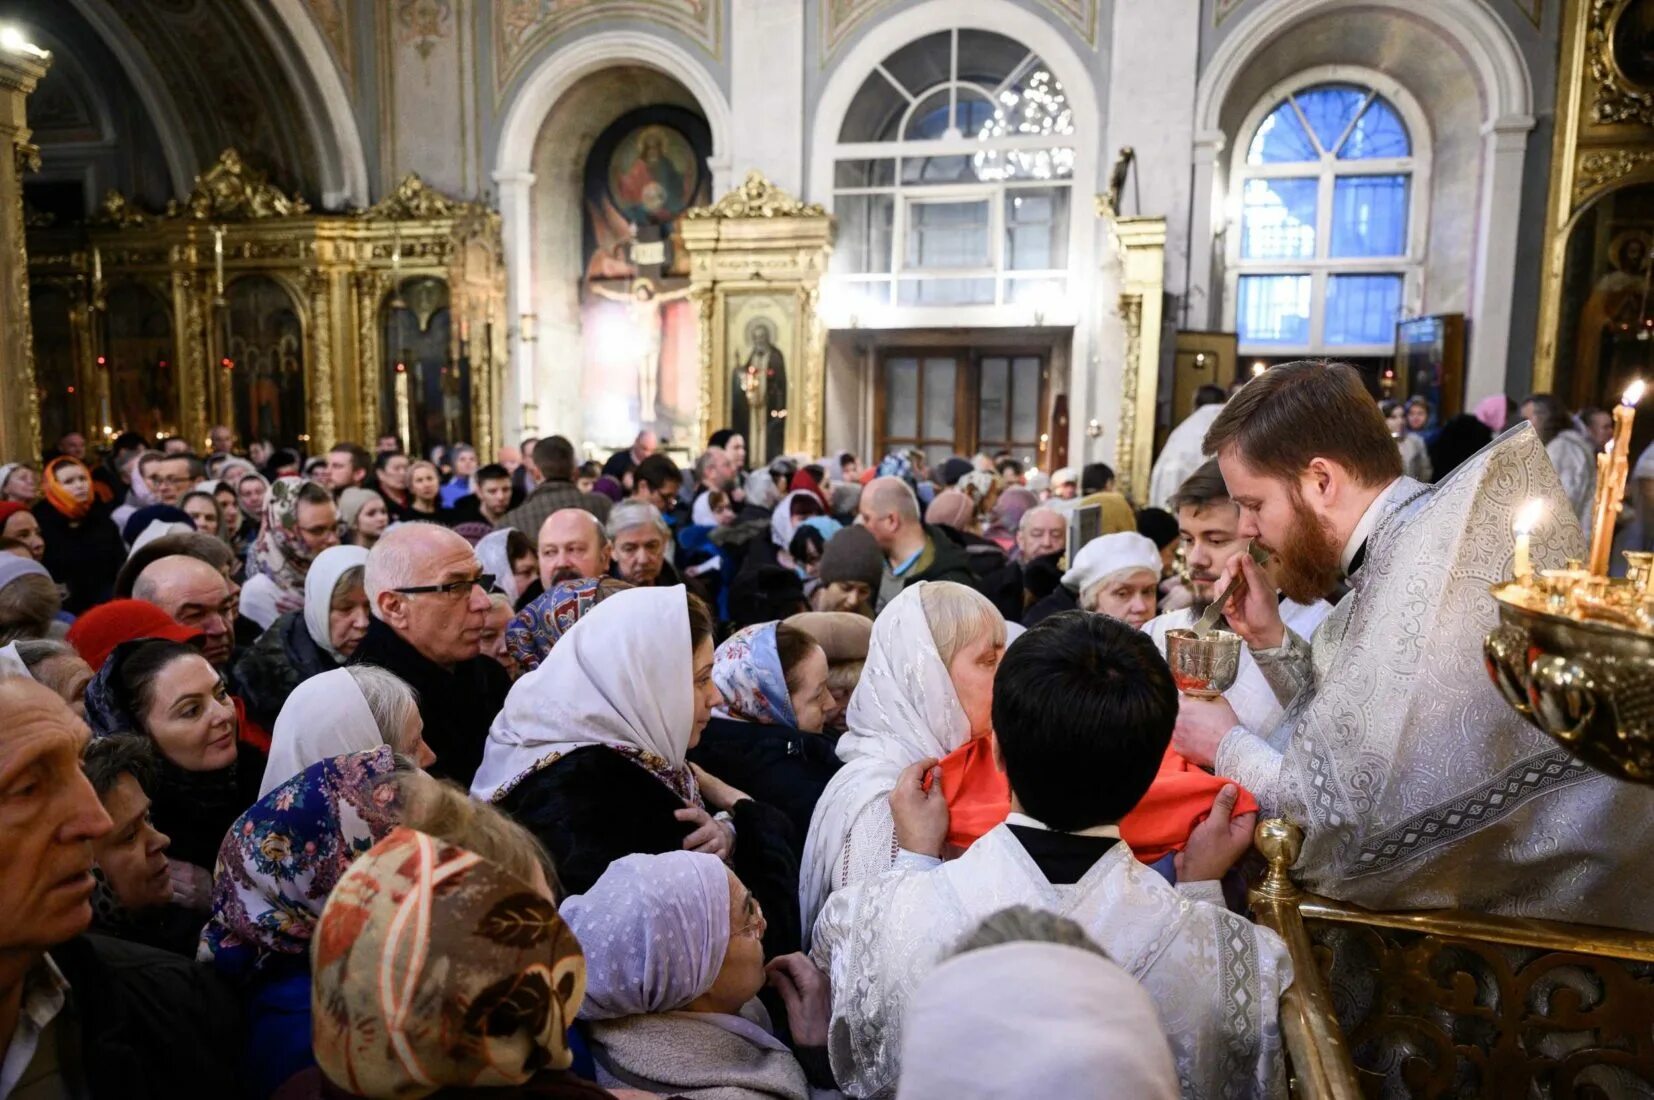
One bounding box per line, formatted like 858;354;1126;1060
1587;379;1646;575
1513;499;1542;581
91;245;102;289
213;226;225;298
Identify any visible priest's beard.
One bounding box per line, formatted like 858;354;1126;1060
1271;488;1344;605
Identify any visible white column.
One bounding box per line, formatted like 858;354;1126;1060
494;170;537;442
1466;114;1534;405
730;0;803;193
1187;130;1226;332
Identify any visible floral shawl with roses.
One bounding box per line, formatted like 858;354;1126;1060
197;745;401;979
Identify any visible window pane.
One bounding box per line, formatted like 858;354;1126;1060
1325;274;1403;345
1246;103;1318;165
897;277;996;305
885;357;919;437
900;155;982;184
905;88;955;140
834;159;895;188
1293;86;1368;155
1004;188;1069;270
979;356;1008;441
1004;276;1064;304
1330;175;1409;258
993;66;1074;138
1011;356;1041;443
922;358;957;441
1340;99;1410;159
835;279;893;310
1237;274;1312;345
956;90;995;135
839;68;911;143
904;200;990;269
1240;178;1318;260
973;147;1074;182
955;29;1033;90
879;31;956;103
831;195;895;274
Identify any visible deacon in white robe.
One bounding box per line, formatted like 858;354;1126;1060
1147;397;1226;511
1179;366;1654;931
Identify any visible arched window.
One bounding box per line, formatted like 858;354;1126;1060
1227;72;1428;356
830;28;1076;310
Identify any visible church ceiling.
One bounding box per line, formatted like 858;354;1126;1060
821;0;1100;58
492;0;723;96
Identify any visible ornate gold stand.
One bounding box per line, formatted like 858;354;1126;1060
1097;189;1166;505
27;150;504;455
681;171;833;460
0;39;49;464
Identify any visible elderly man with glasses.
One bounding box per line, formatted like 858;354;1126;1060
348;522;510;786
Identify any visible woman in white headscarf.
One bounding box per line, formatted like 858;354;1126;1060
799;581;1005;943
562;851;833;1100
473;526;537;606
231;544;371;731
258;665;435;795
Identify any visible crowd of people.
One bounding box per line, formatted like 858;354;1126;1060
0;368;1649;1100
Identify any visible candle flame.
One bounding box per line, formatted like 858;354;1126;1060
1623;379;1647;407
1513;499;1544;535
1606;439;1615;456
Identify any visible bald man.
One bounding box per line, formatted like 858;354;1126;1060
857;476;978;612
538;508;612;592
0;679;242;1094
348;522;511;785
132;555;237;668
601;429;659;485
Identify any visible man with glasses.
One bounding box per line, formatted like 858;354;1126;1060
349;522;511;786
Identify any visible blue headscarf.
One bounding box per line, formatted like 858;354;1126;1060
877;452;913;480
710;621;796;726
504;577;626;673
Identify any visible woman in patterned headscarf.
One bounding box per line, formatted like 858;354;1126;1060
240;476;340;631
503;576;632;674
309;825;609;1099
33;455;124;613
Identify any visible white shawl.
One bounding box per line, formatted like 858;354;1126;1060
259;668;383;796
799;582;968;943
302;545;370;662
471;585;694;803
473;528;518;602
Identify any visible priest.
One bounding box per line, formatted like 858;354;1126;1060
1173;361;1654;931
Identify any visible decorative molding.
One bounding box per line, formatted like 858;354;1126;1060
1115;293;1143;487
494;1;721;95
91;190;149;229
1575;147;1654;199
396;0;454;60
823;0;1099;56
302;0;352;78
168;149;312;221
685;170;827;220
365;173;465;220
1588;0;1654;127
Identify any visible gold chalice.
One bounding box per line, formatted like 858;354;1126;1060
1166;628;1242;699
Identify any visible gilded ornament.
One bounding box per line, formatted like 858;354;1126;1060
90;189;148;229
684;171;826;221
1575;147;1654;200
1115;294;1142;486
172;149;310;221
365;173;463;220
1589;0;1654;126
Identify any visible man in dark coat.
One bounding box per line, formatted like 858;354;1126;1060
349;522;510;787
857;476;978;612
0;678;243;1098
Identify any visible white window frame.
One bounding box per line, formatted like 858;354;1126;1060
828;27;1077;319
1224;65;1433;358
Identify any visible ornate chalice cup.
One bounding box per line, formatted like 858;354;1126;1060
1166;628;1242;699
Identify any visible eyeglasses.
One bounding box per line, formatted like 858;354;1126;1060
733;895;766;941
392;573;494;598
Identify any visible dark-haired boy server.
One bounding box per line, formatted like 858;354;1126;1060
811;613;1291;1100
1172;361;1653;932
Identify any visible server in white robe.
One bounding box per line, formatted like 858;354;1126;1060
812;614;1290;1100
1176;363;1654;931
1147;388;1227;510
1144;459;1331;746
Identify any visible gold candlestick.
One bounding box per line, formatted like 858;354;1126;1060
1587;379;1645;575
212;225;226;305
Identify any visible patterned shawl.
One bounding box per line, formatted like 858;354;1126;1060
199;745;401;979
250;476;321;599
504;577;626;674
312;827;587;1096
711;622;796;726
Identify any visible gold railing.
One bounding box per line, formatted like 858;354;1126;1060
1250;819;1654;1099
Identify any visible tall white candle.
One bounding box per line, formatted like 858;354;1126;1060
1513;498;1543;580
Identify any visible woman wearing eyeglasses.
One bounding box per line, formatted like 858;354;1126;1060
562;850;837;1099
34;455;125;613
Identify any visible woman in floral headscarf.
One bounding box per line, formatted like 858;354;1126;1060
503;576;632;674
689;622;840;842
33;455;123;613
307;826;614;1099
240;476;340;631
200;746;403;1098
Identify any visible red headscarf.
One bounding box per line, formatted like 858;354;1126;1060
938;741;1259;864
41;457;93;521
789;469;829;510
0;500;27;532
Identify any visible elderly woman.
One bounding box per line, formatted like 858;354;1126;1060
1024;531;1163;630
337;486;390;550
0;461;38;504
784;611;871;732
259;665;434;795
180;489;225;540
0;500;44;561
799;581;1006;940
688;620;840;843
13;637;94;717
241;477;341;630
476;586;803;957
562;851;835;1099
33;456;124;613
0;556;62;644
234;545;371;730
84;638;266;877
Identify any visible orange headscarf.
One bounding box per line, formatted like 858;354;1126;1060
42;457;92;521
938;740;1258;864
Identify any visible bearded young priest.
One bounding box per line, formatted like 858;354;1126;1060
1172;361;1653;932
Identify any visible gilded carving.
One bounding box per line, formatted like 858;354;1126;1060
91;189;148;229
11;143;41;462
1574;147;1654;199
355;270;387;443
1116;294;1142;489
1589;0;1654;127
170;149;311;221
367;173;463;220
684;171;827;220
306;270;337;449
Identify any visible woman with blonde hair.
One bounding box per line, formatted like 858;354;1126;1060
799;580;1006;940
